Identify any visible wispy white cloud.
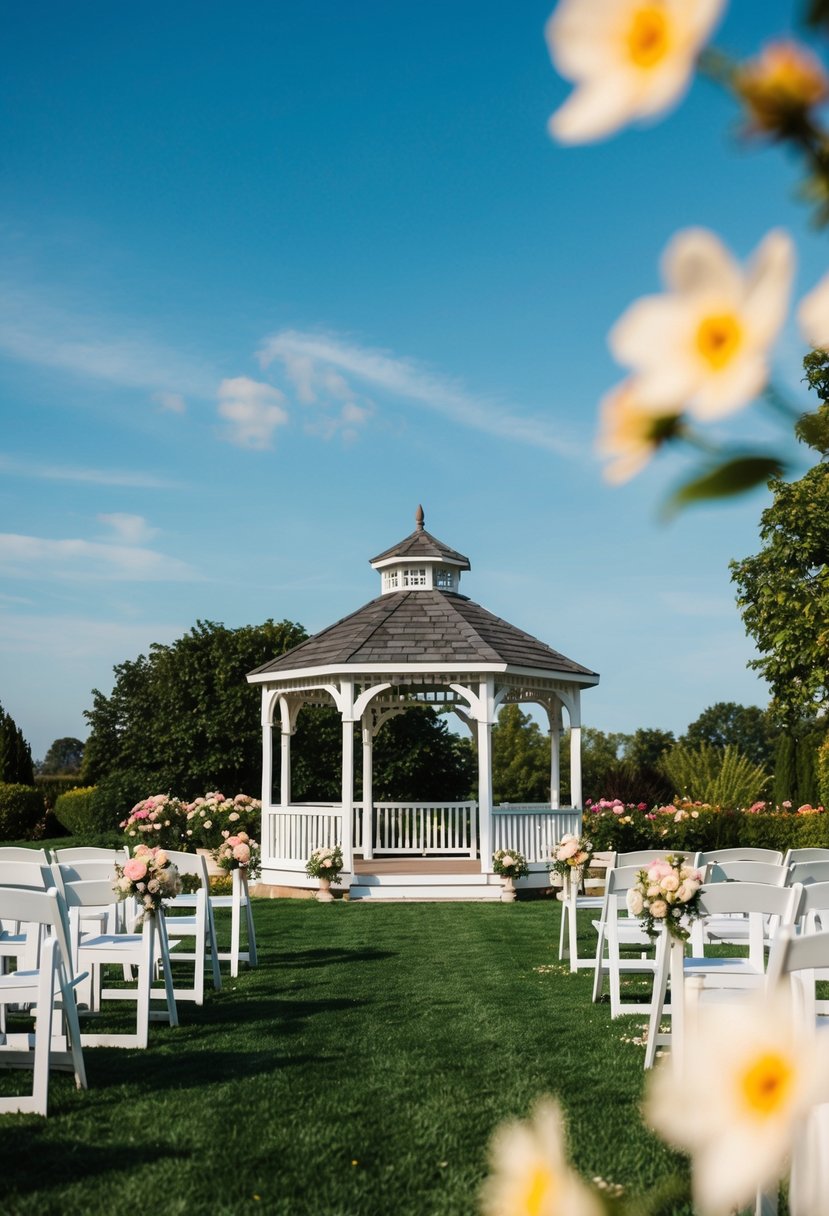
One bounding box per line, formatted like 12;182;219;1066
0;279;215;399
0;611;184;660
217;376;289;449
259;328;579;456
0;452;181;489
153;390;187;414
0;533;198;582
97;513;159;546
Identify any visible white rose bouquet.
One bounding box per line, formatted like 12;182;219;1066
305;845;344;884
492;849;529;880
626;854;703;942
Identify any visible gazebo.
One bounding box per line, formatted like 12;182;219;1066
247;508;599;899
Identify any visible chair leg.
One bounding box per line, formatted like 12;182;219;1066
207;901;222;990
644;933;670;1070
243;893;257;968
156;915;178;1028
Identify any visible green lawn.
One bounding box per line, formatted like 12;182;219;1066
0;899;690;1216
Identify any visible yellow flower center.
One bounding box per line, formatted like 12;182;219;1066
627;6;671;69
740;1051;794;1117
521;1164;557;1216
695;312;743;370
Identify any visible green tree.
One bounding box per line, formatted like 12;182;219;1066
624;728;675;770
39;736;85;775
560;726;631;803
83;619;309;814
681;703;778;770
491;706;549;803
0;704;35;785
731;354;829;724
373;711;476;802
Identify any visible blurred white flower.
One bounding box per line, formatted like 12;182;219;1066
596;381;680;483
799;271;829;350
645;989;829;1215
610;227;795;420
480;1097;603;1216
546;0;725;144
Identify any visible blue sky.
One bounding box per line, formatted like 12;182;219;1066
1;0;825;761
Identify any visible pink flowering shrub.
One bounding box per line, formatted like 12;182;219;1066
184;791;261;849
120;794;186;850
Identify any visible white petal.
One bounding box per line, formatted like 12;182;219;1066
629;58;696;118
544;0;625;78
609;295;687;370
799;272;829;349
665;0;727;43
742;229;795;345
687;353;769;419
549;73;639;144
662;228;742;297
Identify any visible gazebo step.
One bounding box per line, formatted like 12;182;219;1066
350;882;502;901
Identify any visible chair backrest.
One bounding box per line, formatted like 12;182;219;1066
616;849;690;868
52;846;128;863
0;884;74;968
606;864;652;896
783;847;829;867
52;860;119;886
788;860;829;887
161;849;210;885
697;880;801;921
706;860;787;886
0;846;52;863
0;859;52;890
697;846;783;865
61;877;122;911
766;926;829;993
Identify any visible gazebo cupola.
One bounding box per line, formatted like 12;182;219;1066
370;504;471;595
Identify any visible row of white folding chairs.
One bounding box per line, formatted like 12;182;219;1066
0;844;257;981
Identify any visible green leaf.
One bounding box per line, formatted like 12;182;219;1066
662;456;785;519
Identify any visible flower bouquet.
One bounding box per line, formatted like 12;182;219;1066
113;845;182;925
120;794;186;850
305;845;344;884
184;791;262;850
626;854;704;942
213;832;261;881
492;849;529;880
550;833;593;885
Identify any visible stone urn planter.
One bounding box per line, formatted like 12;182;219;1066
316;877;335;903
500;875;516;903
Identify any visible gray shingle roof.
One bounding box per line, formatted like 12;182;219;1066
369;528;471;570
248;590;596;678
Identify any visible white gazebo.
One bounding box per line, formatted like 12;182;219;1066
247;508;599;899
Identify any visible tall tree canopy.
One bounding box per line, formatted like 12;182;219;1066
83;619;309;810
0;704;35;786
491;705;549;803
681;703;778;770
39;737;85;775
731;352;829;724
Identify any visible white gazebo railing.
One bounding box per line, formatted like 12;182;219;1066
263;802;582;870
266;805;343;867
358;801;478;857
492;805;582;865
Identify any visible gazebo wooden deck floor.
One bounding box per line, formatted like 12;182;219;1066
353;857;482;876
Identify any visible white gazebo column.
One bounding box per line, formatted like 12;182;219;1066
477;676;495;871
361;715;374;861
569;690;582;810
340;679;355;874
279;696;292;809
261;690;274;810
544;701;561;810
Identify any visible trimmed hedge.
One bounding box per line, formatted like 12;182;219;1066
35;774;84;810
52;786;117;836
0;782;45;839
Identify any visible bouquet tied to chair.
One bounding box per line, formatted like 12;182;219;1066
213;832;261;880
549;833;593;894
626;854;703;942
113;845;183;925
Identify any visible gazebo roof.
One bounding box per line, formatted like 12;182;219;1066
248;588;597;681
369;518;471;570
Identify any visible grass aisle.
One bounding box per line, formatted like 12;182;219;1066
0;900;687;1215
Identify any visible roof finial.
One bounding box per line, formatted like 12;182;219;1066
415;504;425;532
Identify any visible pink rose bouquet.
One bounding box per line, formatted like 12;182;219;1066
550;833;594;882
113;844;182;924
305;845;344;884
213;832;261;880
626;854;703;942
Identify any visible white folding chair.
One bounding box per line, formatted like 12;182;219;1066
558;850;615;972
62;878;178;1049
765;927;829;1216
176;866;258;978
0;860;53;977
616;849;690;868
52;846;129;865
788;860;829;887
591;865;663;1018
644;881;802;1070
783;847;829;867
0;886;87;1116
155;850;221;1004
0;847;53;863
696;847;783;866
